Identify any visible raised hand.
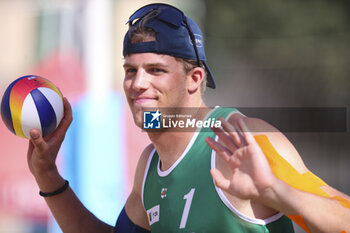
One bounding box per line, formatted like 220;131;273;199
27;97;73;186
206;117;277;201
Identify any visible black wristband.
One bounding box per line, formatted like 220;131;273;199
39;180;69;197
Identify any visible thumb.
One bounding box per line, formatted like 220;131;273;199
210;168;230;191
30;129;48;154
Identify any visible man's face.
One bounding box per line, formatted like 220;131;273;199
123;53;188;127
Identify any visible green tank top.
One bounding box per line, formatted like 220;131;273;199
142;107;294;233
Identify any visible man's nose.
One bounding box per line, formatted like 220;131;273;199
133;69;150;91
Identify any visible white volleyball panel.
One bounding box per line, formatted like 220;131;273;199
21;94;42;139
38;87;64;127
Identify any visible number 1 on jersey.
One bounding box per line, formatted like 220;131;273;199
179;188;195;229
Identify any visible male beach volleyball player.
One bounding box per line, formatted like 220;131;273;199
27;3;350;233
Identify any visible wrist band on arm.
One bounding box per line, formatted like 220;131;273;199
39;180;69;197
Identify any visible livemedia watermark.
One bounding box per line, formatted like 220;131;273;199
141;107;347;133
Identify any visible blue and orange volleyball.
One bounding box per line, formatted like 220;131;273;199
1;75;64;139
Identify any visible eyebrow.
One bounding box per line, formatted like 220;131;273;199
123;62;169;68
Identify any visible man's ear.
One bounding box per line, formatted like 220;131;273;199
187;67;204;94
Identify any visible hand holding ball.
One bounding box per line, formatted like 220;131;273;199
1;75;64;139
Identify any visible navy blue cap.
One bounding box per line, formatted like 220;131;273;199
123;3;216;89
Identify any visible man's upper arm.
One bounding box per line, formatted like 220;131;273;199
228;114;308;173
124;144;154;230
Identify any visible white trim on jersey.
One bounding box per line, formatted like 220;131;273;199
157;131;199;177
156;107;218;177
211;110;285;225
141;148;156;209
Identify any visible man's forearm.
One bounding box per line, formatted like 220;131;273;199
261;179;350;233
35;171;113;233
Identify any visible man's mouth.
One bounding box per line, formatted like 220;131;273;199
132;96;158;105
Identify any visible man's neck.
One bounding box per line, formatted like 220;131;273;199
148;102;208;171
148;131;195;171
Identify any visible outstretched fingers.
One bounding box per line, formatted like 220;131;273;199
206;136;242;169
205;137;232;162
237;119;256;145
211;126;238;152
218;117;243;148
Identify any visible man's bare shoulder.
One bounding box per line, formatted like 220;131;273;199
133;143;155;195
227;114;308;174
124;144;154;230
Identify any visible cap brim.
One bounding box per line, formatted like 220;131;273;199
203;62;216;89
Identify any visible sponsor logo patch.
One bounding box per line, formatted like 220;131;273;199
147;205;160;226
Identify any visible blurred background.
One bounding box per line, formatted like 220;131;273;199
0;0;348;232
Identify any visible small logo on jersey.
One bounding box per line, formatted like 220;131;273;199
160;188;167;199
147;205;160;226
143;110;161;129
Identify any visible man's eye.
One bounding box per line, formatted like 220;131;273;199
150;68;164;73
125;68;137;74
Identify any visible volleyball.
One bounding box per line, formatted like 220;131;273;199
1;75;64;139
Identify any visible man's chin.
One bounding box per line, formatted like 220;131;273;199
131;109;143;128
134;119;143;129
130;105;162;129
